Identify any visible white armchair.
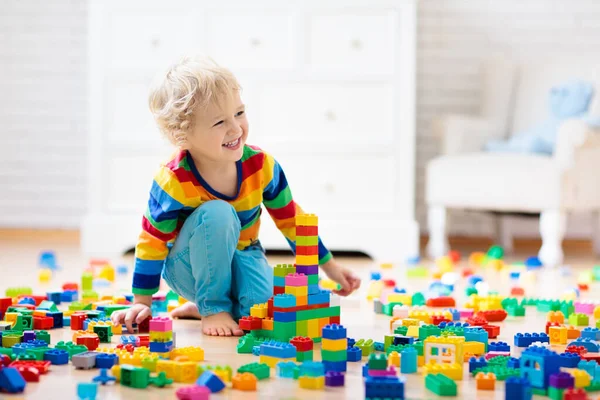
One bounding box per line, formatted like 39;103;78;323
426;58;600;266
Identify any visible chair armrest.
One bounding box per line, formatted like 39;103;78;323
432;114;505;156
554;119;600;170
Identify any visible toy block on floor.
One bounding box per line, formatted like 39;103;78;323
426;373;457;396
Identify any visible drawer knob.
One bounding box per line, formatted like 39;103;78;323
350;38;363;50
250;38;261;47
324;110;336;121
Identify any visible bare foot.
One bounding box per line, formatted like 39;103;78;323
202;312;244;336
170;302;202;320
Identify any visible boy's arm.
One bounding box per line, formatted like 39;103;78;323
262;154;332;265
133;168;184;296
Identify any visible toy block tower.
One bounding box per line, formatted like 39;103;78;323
321;324;348;372
149;317;173;354
240;213;340;343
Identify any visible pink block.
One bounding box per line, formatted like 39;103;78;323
368;366;396;377
149;316;173;332
459;309;474;319
485;351;510;360
176;385;210;400
575;302;595;315
285;273;308;287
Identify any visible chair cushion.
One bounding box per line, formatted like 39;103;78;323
426;153;561;211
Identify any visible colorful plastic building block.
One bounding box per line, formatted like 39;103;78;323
425;373;457;396
489;341;510;352
43;349;69;365
325;371;344;387
520;346;561;389
568;313;589;327
92;369;117;385
277;361;298;378
0;367;26;393
581;327;600;340
77;383;98;400
476;372;496;390
514;332;549;347
299;375;325;389
96;353;118;369
400;347;417;373
505;376;533;400
347;346;362;362
469;356;488;373
232;372;257;391
237;362;270;380
175;385;210;400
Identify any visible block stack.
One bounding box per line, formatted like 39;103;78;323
149;317;173;354
321;324;348;372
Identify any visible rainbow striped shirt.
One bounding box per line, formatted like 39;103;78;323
132;145;332;295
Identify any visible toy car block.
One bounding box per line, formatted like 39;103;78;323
476;372;496;390
489;341;510;352
514;332;549;347
72;351;98;369
426;373;457;396
426;296;456;308
237;362;270;380
239;316;263;331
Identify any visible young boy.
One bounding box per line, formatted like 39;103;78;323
111;56;361;336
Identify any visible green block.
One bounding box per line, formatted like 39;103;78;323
296;306;340;321
356;339;374;357
367;353;387;370
6;307;32;315
472;366;519;380
238;362;270;380
532;388;547;396
411;292;425;306
312;337;321;344
561;301;575;318
120;365;150;389
93;325;112;343
5;287;32;297
38;301;59;312
465;287;478;296
15;354;36;361
100;305;129;317
386;344;412;355
384;335;394;351
501;297;519;310
425;373;457;396
307;275;319;285
593;265;600;281
26;347;50;361
273;321;296;341
273;264;296;277
68;345;88;359
487;356;511;367
86;310;102;319
419;324;441;341
20;315;33;331
548;386;564;400
9;314;23;332
537;299;561;313
413;341;424;356
82;290;99;300
585;380;600;392
441;327;464;337
81;272;94;292
296;236;319;246
322;349;347;362
296;350;313;362
568;312;588;326
382;302;403;316
251;329;274;339
507;305;526;317
166;290;179;302
293;365;300;379
69;302;87;311
521;297;539;306
296;320;308;337
486;245;504;259
406;266;428;278
0;348;13;357
237;335;257;354
393;326;408;336
36;331;50;345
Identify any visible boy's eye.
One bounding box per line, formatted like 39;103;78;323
213;120;224;127
236;110;245;117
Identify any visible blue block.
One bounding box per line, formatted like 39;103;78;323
322;324;347;340
514;332;549;347
273;311;297;323
489;341;510;352
260;341;297;358
445;308;461;321
569;338;600;352
507;357;520;369
149;341;173;353
465;327;488;343
18;297;35;306
578;360;597;377
400;347;417;374
468;356;487;373
505;376;532;400
47;292;62;305
96;353;118;369
0;367;26;393
365;376;405;399
276;361;297;378
46;311;64;329
196;371;225;393
347;338;356;347
121;335;137;345
273;294;296;308
299;362;325;377
77;383;98;400
347;346;362;362
252;346;260;356
370;272;382;281
520;346;561;389
308;290;330;305
559;352;580;368
362;363;369;377
308;284;320;295
12;343;34;356
322;360;347;372
44;349;69;365
23;331;35;342
581;327;600;341
374;342;384;352
273;276;286;287
393;335;414;346
124;294;134;302
63;316;71;327
61;290;78;302
25;340;48;348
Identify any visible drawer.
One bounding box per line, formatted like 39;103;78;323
107;10;200;69
206;12;295;70
275;154;397;216
255;83;394;145
307;13;397;75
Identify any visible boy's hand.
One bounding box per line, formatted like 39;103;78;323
321;259;361;296
111;298;152;333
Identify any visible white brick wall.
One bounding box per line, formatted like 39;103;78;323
1;0;598;238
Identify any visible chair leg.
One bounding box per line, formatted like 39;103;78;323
427;205;449;259
495;214;513;254
592;211;600;256
538;210;566;267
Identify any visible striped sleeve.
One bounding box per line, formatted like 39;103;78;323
262;153;332;265
132;167;185;295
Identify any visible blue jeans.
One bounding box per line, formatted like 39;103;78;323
162;200;273;319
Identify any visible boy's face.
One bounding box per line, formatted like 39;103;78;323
186;90;248;163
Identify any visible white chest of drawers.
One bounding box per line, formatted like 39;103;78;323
82;0;419;262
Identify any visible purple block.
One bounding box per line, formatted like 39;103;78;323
549;372;575;389
23;331;36;342
368;366;397;377
325;371;345;387
295;265;318;275
575;302;596;315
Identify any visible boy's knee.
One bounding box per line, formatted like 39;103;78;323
196;200;239;227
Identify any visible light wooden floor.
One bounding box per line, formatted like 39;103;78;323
0;231;599;399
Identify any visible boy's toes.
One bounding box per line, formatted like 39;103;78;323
232;327;244;336
217;327;226;336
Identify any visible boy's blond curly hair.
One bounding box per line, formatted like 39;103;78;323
148;56;241;148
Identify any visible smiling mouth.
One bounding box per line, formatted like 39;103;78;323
223;138;241;148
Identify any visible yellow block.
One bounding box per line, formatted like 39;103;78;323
387;294;412;305
322;338;348;351
286;286;308;297
150;331;173;342
296;255;319;266
380;263;393;269
119;353;142;366
156;360;176;380
4;313;18;326
296;214;318;227
549;326;568;345
260;355;295;368
170;346;204;362
423;361;463;380
408;311;431;324
424;336;465;365
111;365;121;382
250;303;268;318
111;323;122;335
406;325;420;338
463;341;485;356
564;368;591;388
174;361;198;383
388;351;400;367
366;280;383;301
594;305;600;320
320;279;338;290
307;319;319;338
299;375;325;390
402;318;420;327
418;355;425;367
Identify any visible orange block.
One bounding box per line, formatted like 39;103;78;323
232;372;257;391
476;372;496;390
566;325;581;340
296;296;307;306
262;318;274;331
548;311;565;324
318;317;329;336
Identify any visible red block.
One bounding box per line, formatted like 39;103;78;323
564;388;590;400
481;324;500;339
431;316;451;326
382;279;396;288
510;287;525;296
71;313;87;331
0;297;12;313
0;354;11;367
14;366;40;382
448;250;461;263
267;297;274;319
566;346;588;356
426;297;456;308
477;310;508;323
578;283;589;291
137;335;150;348
272;303;329;313
296;245;319;256
274;286;285;295
30;295;47;306
239;316;262;330
582;353;600;363
330;315;341;325
546;321;562;334
33;316;53;330
9;361;51;374
466;316;487;327
62;282;79;291
296;226;318;236
138;316;150;334
462;268;474;278
290;336;314;352
76;335;100;351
